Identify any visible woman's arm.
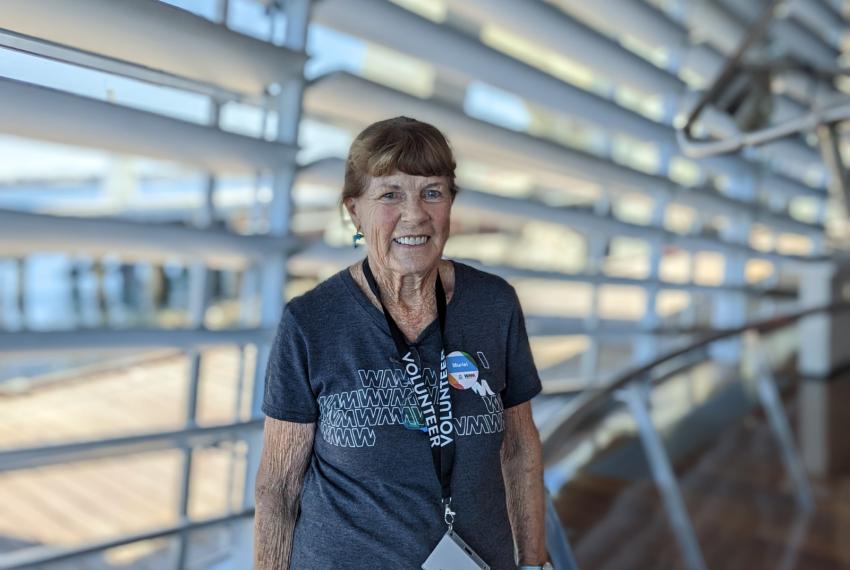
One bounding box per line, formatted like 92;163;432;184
254;417;315;570
501;401;547;566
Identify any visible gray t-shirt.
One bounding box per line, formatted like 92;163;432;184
262;259;542;569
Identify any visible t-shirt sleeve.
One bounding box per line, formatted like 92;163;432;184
261;305;319;423
500;286;543;409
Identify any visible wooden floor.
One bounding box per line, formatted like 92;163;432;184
0;347;257;569
553;376;850;570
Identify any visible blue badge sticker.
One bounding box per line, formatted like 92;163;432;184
447;351;479;390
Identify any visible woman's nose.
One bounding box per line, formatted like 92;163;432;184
400;196;428;223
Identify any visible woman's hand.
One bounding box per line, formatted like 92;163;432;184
501;401;548;567
254;417;315;570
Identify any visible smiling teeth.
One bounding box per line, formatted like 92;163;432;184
394;236;428;245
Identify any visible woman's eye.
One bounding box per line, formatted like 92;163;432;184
424;189;443;200
381;192;398;200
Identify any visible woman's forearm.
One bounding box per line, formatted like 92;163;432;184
254;486;300;569
503;445;546;564
502;403;547;566
254;419;315;570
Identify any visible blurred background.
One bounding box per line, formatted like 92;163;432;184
2;0;850;568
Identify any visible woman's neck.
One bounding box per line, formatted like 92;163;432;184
352;258;455;343
369;258;439;312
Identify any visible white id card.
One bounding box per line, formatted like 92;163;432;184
421;529;490;570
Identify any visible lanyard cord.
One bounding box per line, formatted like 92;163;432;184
361;258;456;525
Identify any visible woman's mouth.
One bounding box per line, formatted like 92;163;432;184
393;235;429;246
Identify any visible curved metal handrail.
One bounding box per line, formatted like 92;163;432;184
541;300;850;462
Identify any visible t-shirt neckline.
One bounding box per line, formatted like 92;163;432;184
340;259;463;346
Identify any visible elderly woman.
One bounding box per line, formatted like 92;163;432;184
254;116;550;570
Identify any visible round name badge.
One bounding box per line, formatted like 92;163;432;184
447;351;479;390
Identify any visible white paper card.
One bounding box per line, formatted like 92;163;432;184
421;529;490;570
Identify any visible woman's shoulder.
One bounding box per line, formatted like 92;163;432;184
281;268;350;321
451;259;518;307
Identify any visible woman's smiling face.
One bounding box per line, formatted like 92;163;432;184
345;170;453;277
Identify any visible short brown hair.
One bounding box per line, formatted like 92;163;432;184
341;116;459;205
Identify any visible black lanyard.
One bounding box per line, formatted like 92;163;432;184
361;258;457;527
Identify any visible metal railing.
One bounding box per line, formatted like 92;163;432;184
0;415;584;570
0;1;841;569
0;1;311;567
0;507;255;570
0;418;263;569
540;301;849;570
0;303;839;570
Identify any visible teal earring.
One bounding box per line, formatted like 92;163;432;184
353;230;364;248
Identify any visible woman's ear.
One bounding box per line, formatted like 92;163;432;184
343;196;359;229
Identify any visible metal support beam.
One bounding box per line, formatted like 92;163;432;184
711;0;836;68
616;382;707;570
0;420;263;473
788;0;848;52
440;0;825;191
552;0;825;183
634;199;669;363
305;73;822;238
173;95;222;566
234;1;312;567
0;29;243;103
0;259;23;331
751;332;815;511
0;209;298;270
0;508;255;570
0;327;272;353
0;77;297;174
316;0;825;206
580;234;607;386
173;347;203;569
296;158;820;248
444;0;682;94
0;0;305;96
817;123;850;217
